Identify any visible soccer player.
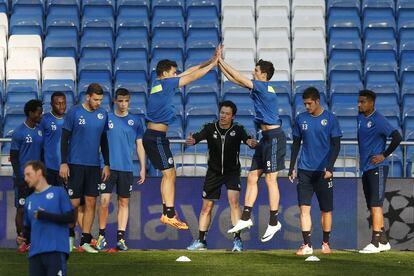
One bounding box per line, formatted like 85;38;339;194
143;47;220;230
357;90;402;254
288;87;342;255
23;160;74;276
40;92;66;186
96;88;146;251
220;56;286;242
60;83;110;253
186;101;256;252
10;99;44;252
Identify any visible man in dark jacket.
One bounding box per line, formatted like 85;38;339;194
186;101;256;252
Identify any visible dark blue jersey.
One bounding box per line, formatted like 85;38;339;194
250;80;281;126
145;77;180;125
39;112;64;171
107;112;144;172
357;111;396;172
293;110;342;171
10;123;44;177
24;186;73;257
63;105;107;166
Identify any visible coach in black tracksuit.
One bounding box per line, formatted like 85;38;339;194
186;101;256;251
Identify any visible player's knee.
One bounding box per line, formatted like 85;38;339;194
162;168;176;179
118;197;129;209
201;202;214;215
264;173;277;184
228;197;239;209
100;196;110;208
85;196;96;206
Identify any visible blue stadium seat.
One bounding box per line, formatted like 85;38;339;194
187;6;219;30
6;80;39;97
294;93;328;116
222;81;250;95
375;94;400;120
269;81;291;96
401;71;414;96
404;116;414;140
337;116;357;139
362;0;395;14
82;0;115;12
42;80;75;101
280;115;293;140
399;51;414;81
0;0;8;13
329;49;362;76
185;71;219;97
278;94;292;119
10;5;44;35
150;48;183;72
365;71;399;96
185;48;216;68
78;71;112;97
363;8;396;35
173;92;184;117
328;0;360;11
151;27;185;53
399;28;414;55
293;81;326;96
328;7;361;36
114;56;148;95
364;28;397;55
128;92;146;115
398;8;414;32
46;4;80;34
3;114;25;138
4;91;38;118
152;0;184;10
328;28;362;57
44;27;78;58
364;50;397;75
79;48;112;75
402;95;414;119
186;114;217;136
115;52;148;77
151;6;184;33
387;116;402;134
82;5;114;33
186;28;219;50
186;0;219;11
331;93;359;116
116;27;149;54
116;5;149;33
117;0;149;11
167;116;184;138
80;28;114;56
47;0;80;9
235;115;256;136
185;93;218;116
222;92;254;116
329;70;363;95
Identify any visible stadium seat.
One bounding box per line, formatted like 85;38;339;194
82;0;115;12
10;5;44;35
185;115;217;136
328;0;361;12
329;70;363;95
116;27;149;54
399;28;414;56
363;8;396;35
331;93;359;116
186;28;219;50
292;7;325;37
151;27;184;53
365;71;399;96
328;7;361;36
222;0;254;16
187;0;219;11
3;114;25;138
116;5;149;33
0;0;7;13
401;71;414;96
151;6;184;33
375;94;400;120
402;95;414;119
337;116;357;139
184;71;219;98
150;48;183;72
280;115;293;140
44;27;78;58
328;28;362;57
362;0;395;14
0;11;8;36
114;55;148;95
42;57;77;82
292;0;325;15
222;92;254;116
292;30;326;60
46;4;80;34
187;6;219;30
185;93;218;117
278;93;292;119
117;0;149;11
167;116;184;139
364;28;397;55
80;28;114;56
6;57;41;82
8;35;42;60
329;49;362;76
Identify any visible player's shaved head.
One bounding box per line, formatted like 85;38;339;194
359;89;376;102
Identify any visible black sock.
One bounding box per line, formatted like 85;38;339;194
99;228;105;237
371;231;381;247
117;230;125;241
80;233;92;245
302;231;312;247
166;206;176;218
323;231;330;244
234;231;241;240
198;231;207;243
69;227;75;237
162;203;167;215
269;210;278;226
241;206;252;221
380;227;388;245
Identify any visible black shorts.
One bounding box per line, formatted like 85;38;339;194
29;252;68;276
100;170;134;198
143;129;174;171
46;168;65;187
13;178;33;208
362;166;389;209
250;128;286;173
66;164;101;199
297;169;333;212
203;170;241;200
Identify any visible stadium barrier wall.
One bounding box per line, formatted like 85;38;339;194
1;177;412;250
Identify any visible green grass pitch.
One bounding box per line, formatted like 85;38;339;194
0;249;412;275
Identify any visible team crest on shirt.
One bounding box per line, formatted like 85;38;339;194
168;157;174;165
367;121;373;128
128;119;134;126
38;130;43;136
46;192;54;199
19;198;25;205
97;113;104;120
230;130;236;136
321;119;328;126
108;120;114;129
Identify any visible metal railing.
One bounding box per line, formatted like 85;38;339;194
1;138;413;177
